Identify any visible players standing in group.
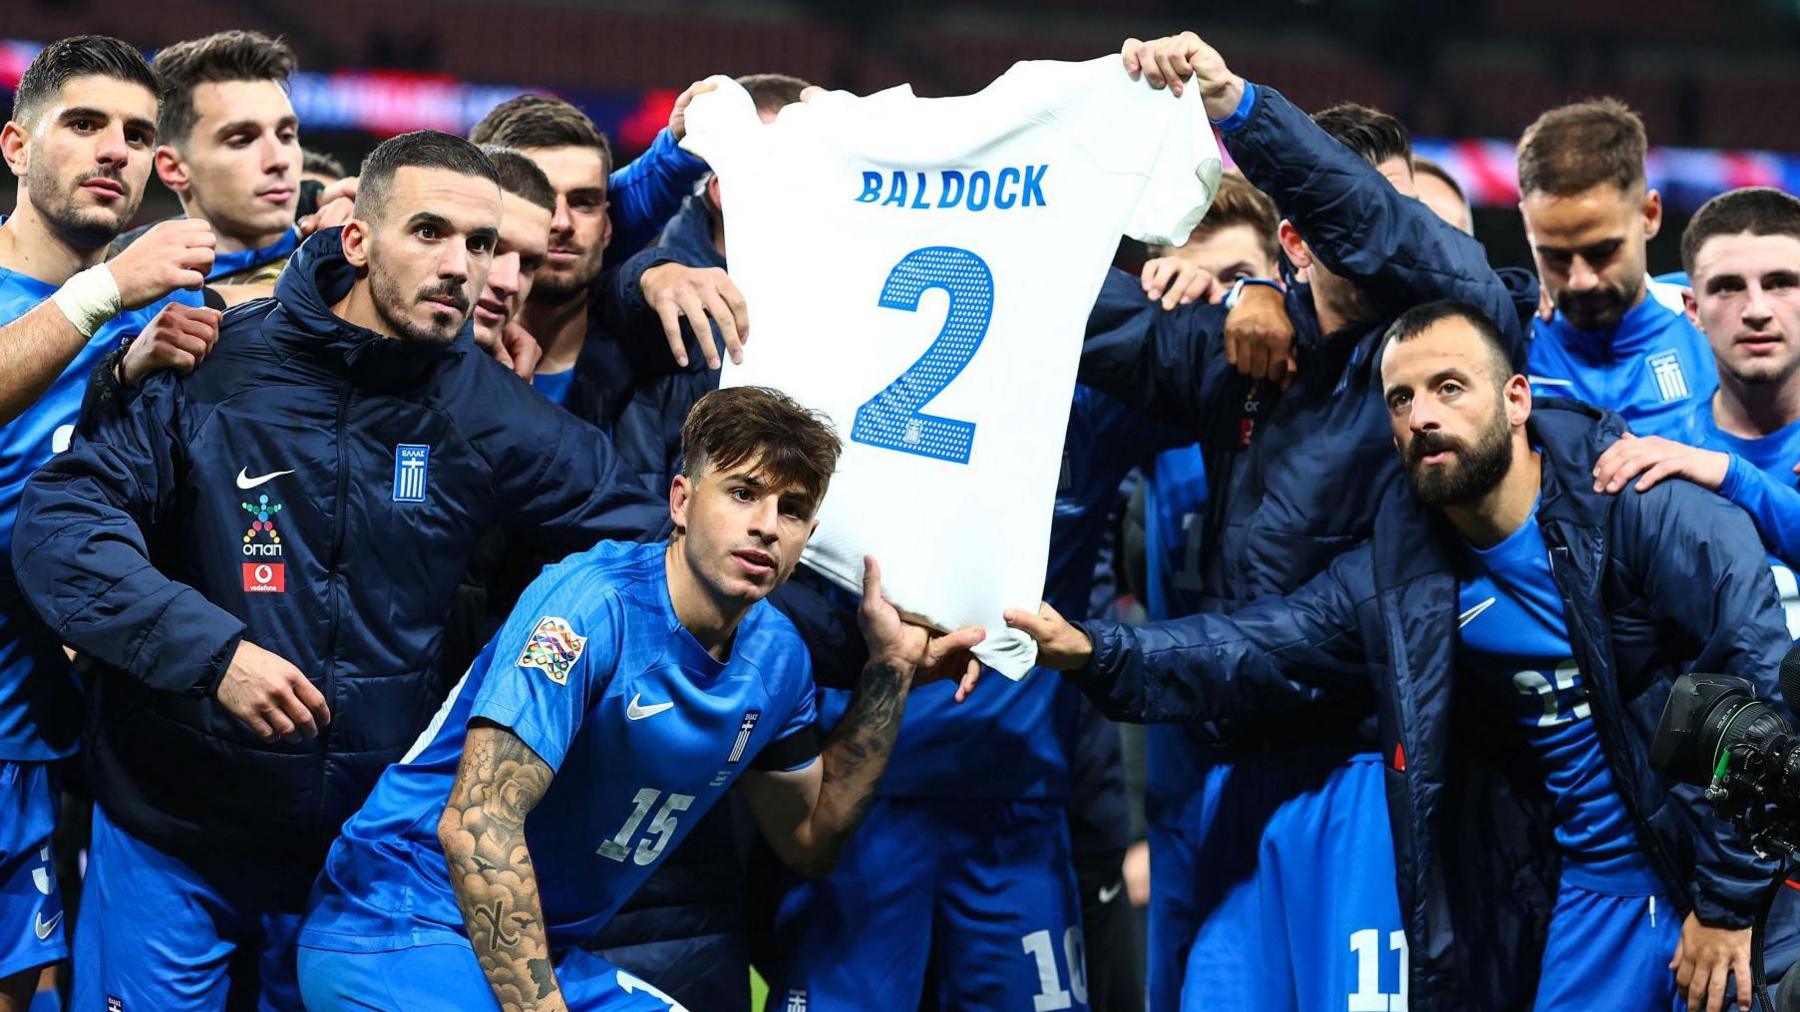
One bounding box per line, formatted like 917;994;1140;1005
0;35;219;1010
10;129;670;1009
0;18;1798;1012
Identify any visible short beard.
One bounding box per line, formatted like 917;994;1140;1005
370;258;465;345
1556;277;1641;333
528;252;602;306
30;166;130;252
1722;348;1800;389
1406;408;1514;507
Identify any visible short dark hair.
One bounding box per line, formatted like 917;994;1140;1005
736;73;811;117
12;35;158;130
1517;98;1646;198
1681;187;1800;279
301;146;346;181
1312;102;1411;170
1380;300;1515;391
480;145;555;213
356;130;499;224
469;95;613;176
681;387;841;514
151;31;295;147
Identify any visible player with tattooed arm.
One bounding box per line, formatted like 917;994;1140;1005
296;386;984;1011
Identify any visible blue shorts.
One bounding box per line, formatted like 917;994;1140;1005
1148;751;1404;1011
297;940;687;1011
766;797;1086;1011
0;761;64;981
74;803;310;1012
1535;878;1681;1011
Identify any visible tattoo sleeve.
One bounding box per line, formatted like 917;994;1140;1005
804;658;911;873
439;721;564;1012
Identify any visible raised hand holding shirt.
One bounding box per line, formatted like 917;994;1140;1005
682;57;1221;676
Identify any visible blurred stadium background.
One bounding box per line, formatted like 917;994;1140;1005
5;0;1800;291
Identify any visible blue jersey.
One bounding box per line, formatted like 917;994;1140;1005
1674;398;1800;635
1141;444;1211;816
0;264;201;760
1529;277;1717;439
1142;444;1207;624
533;367;577;407
299;539;818;953
1456;501;1654;891
820;386;1168;800
208;228;300;284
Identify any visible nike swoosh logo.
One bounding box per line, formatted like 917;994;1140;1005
1097;880;1124;904
236;467;294;490
34;910;62;941
626;693;674;721
1459;597;1497;629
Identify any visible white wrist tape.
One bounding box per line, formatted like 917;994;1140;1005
51;263;123;338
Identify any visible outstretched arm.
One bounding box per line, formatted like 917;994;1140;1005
439;721;565;1012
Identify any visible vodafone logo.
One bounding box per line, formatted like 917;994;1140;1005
242;563;285;593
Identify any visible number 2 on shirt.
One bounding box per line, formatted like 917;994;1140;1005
851;246;994;464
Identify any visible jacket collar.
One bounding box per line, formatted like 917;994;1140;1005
266;227;469;390
1528;398;1624;536
1369;398;1627;587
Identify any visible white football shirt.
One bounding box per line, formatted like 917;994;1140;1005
683;57;1222;677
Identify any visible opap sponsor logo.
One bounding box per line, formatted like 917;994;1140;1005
241;493;284;558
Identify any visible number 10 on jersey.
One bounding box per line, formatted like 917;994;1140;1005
851;246;994;465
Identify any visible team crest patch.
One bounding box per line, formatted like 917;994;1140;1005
1647;349;1690;403
517;616;585;685
393;444;430;502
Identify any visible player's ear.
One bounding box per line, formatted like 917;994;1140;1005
0;121;29;177
154;145;189;197
1277;219;1311;270
1641;188;1663;241
669;473;692;533
340;217;372;269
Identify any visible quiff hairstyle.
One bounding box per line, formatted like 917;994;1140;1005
680;387;841;514
11;35;158;130
151;31;295;148
1516;98;1647;198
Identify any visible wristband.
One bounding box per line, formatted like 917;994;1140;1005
1224;276;1282;310
51;263;123;338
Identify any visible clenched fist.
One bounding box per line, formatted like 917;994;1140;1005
109;218;216;308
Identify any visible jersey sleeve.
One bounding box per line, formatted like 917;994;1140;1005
1716;454;1800;568
749;652;822;773
468;588;624;772
1035;57;1222;247
677;75;765;177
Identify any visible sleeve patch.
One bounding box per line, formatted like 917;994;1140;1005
516;616;586;685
